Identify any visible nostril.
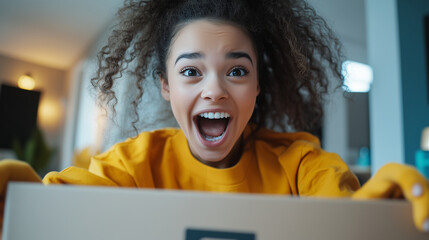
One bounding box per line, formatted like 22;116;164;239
201;89;228;101
200;77;228;101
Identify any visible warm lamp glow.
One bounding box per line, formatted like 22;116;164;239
38;97;63;130
17;74;36;90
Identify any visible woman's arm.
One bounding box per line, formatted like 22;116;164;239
353;163;429;232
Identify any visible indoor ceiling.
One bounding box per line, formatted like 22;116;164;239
0;0;123;70
0;0;366;71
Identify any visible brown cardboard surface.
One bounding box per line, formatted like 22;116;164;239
3;182;428;240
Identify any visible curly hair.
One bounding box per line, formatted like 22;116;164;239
91;0;344;135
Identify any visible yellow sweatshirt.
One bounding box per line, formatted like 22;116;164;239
43;126;360;197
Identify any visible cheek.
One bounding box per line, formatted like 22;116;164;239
169;90;186;110
168;83;194;118
236;85;259;115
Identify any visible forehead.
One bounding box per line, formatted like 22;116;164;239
167;20;256;60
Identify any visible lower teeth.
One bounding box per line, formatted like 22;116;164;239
204;132;225;142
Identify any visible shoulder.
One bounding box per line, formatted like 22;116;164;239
250;127;344;170
250;127;357;196
251;127;321;153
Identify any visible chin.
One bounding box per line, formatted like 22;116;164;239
195;149;230;163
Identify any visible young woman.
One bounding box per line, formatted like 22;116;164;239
1;0;428;233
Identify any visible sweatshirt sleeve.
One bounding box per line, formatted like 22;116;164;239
1;159;42;194
42;147;137;187
295;140;360;197
42;166;118;186
42;130;173;187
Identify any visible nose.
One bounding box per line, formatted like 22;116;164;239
200;74;228;102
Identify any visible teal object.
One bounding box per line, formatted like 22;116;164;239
357;147;371;166
415;150;429;178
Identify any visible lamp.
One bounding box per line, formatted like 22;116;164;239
17;73;36;90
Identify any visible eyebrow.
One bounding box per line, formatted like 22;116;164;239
226;52;253;65
174;51;254;65
175;52;204;65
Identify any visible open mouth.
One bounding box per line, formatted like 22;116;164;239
196;112;231;142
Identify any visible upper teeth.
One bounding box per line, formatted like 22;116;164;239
199;112;230;119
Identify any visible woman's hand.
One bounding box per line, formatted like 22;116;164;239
352;163;429;232
0;159;42;238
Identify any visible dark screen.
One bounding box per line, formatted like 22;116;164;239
0;84;41;148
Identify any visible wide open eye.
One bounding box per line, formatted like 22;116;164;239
228;67;248;77
181;67;201;77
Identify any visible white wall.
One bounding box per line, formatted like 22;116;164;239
59;60;85;169
60;21;114;168
365;0;404;173
308;0;368;164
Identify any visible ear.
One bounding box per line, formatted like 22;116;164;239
160;75;170;101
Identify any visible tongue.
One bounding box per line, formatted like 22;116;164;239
199;118;228;137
